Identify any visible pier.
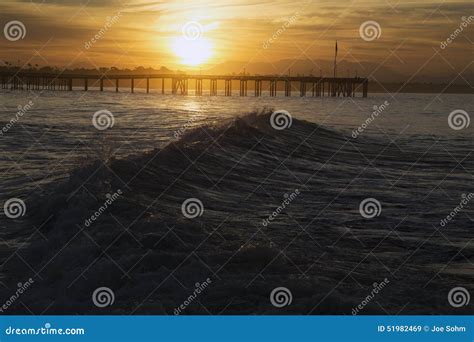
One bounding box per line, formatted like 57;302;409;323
0;72;369;97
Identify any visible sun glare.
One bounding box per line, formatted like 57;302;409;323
172;37;213;66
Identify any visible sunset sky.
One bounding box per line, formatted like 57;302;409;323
0;0;472;82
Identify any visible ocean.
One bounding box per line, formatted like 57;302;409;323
0;91;472;314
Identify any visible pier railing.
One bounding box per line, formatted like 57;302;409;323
0;72;368;97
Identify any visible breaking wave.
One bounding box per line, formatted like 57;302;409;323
1;109;472;314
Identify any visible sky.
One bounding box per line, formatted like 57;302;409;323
0;0;472;83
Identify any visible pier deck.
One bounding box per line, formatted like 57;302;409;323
0;72;369;97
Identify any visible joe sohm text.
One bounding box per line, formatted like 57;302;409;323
377;325;466;333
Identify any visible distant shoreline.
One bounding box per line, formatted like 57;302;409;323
369;82;472;94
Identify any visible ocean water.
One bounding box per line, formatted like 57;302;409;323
1;91;471;197
0;91;472;314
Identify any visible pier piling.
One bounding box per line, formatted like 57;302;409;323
0;72;369;98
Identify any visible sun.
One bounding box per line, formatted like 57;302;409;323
171;36;213;66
